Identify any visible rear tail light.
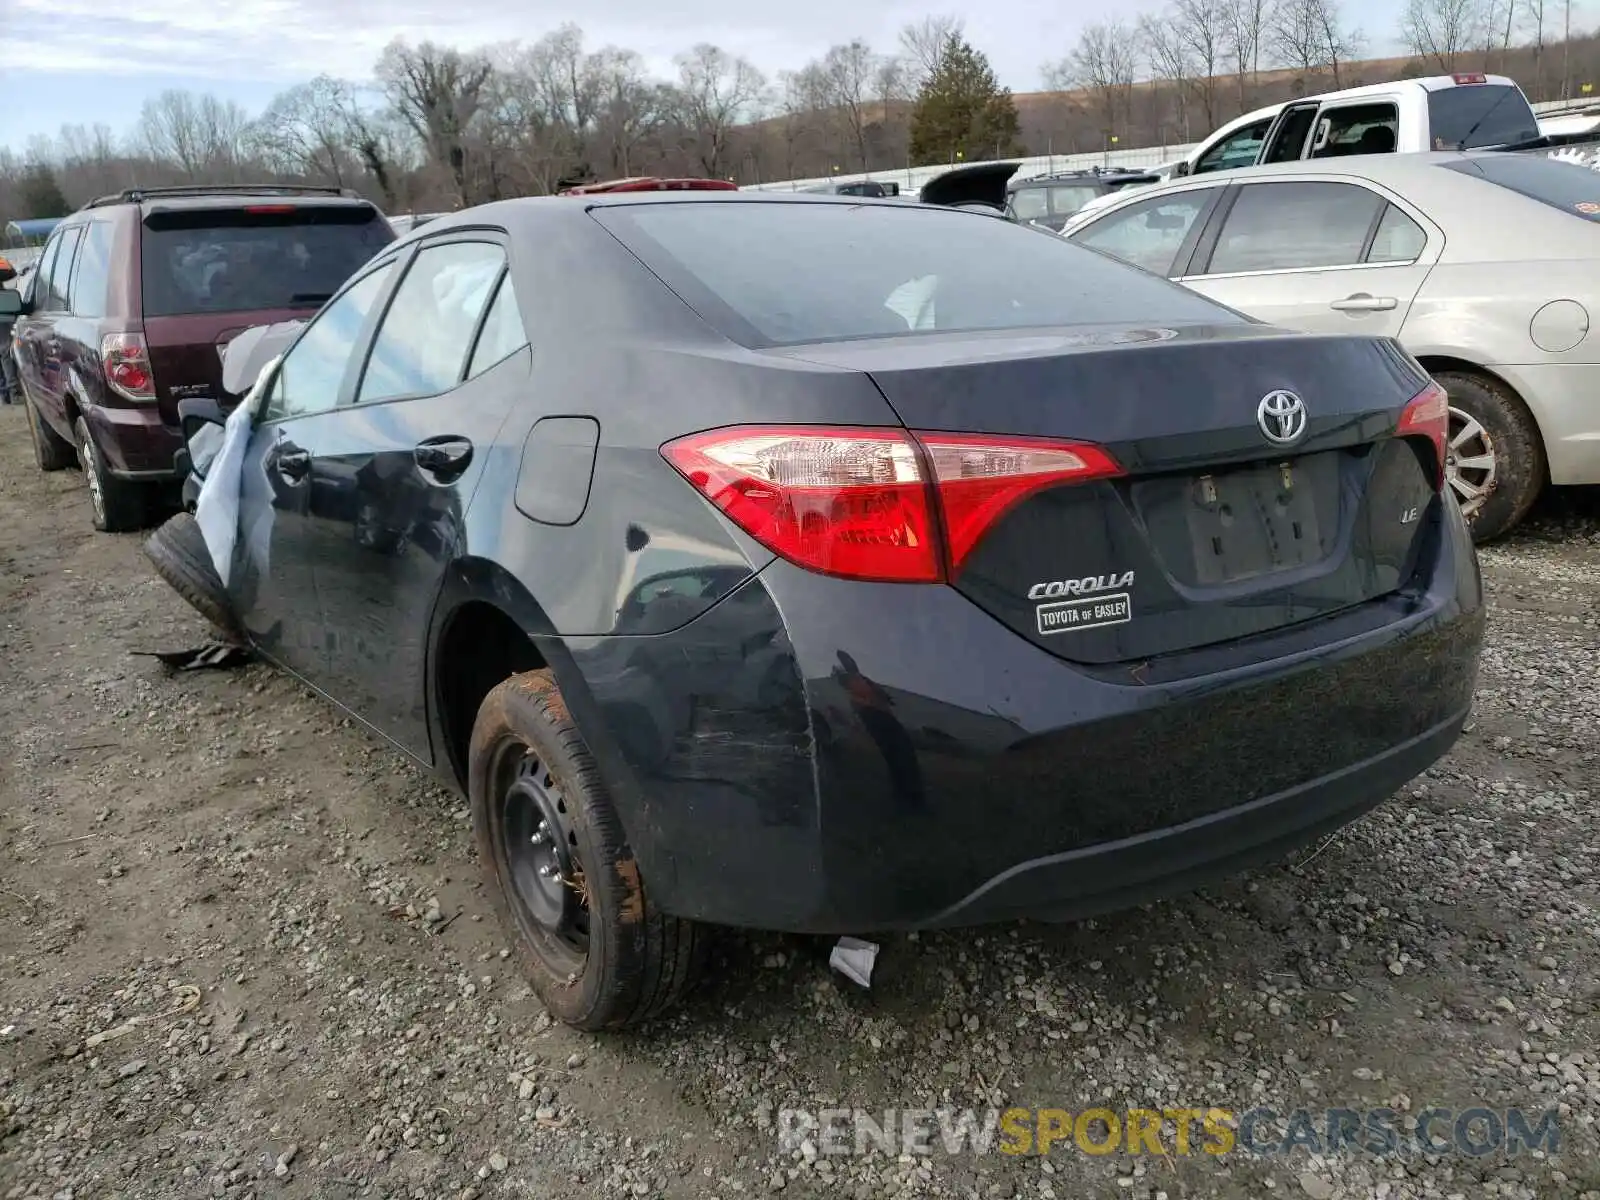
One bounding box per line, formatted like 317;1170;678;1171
100;333;157;402
1451;73;1488;85
1397;381;1449;490
661;427;940;582
918;433;1123;569
660;425;1123;583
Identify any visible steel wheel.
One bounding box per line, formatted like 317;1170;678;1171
496;747;590;964
1445;404;1498;520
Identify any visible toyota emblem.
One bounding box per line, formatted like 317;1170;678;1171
1256;390;1308;446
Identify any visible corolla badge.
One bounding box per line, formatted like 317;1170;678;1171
1256;389;1308;446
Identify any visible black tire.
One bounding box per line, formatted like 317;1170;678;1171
1433;370;1546;544
469;671;704;1030
74;416;148;533
26;398;75;472
142;511;244;641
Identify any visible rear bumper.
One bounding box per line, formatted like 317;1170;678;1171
561;498;1484;934
83;403;182;479
1492;361;1600;486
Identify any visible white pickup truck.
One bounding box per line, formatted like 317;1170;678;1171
1170;73;1544;179
1062;74;1566;229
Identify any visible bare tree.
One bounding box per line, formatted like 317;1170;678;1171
1139;14;1197;141
1223;0;1274;109
133;90;250;178
1269;0;1363;85
1479;0;1518;69
1314;0;1364;84
1049;21;1141;141
590;49;670;178
253;77;360;186
817;40;881;170
376;38;495;204
898;16;964;93
1171;0;1230;129
136;91;207;178
1520;0;1549;97
1401;0;1488;71
674;43;767;178
1559;0;1575;100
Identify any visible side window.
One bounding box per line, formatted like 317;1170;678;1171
70;222;115;319
28;232;65;308
1073;190;1216;276
1261;107;1320;164
1008;189;1050;222
1204;182;1386;275
467;274;529;378
263;263;395;422
1311;102;1399;158
357;241;505;404
1366;204;1427;264
44;227;83;313
1192;119;1271;175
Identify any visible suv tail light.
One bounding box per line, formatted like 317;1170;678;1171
101;333;157;402
661;425;1123;583
1397;381;1449;490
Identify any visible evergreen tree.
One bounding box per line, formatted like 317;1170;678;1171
908;36;1023;167
20;164;69;218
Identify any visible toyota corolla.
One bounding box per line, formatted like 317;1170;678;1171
161;192;1484;1029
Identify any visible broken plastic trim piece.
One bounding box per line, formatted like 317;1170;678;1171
132;643;255;672
828;936;879;988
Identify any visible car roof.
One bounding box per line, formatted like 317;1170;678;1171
1176;150;1482;185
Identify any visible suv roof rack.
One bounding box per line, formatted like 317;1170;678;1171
81;183;360;210
1020;166;1157;183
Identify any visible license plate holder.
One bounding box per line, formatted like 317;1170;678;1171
1184;460;1324;585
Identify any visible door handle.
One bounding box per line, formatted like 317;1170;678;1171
1329;293;1398;312
275;443;312;481
414;437;473;479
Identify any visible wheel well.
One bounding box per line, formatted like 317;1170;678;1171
1413;354;1547;454
1413;355;1509;392
434;601;547;791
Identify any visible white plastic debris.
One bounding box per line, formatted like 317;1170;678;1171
195;353;280;587
221;320;305;396
828;936;880;989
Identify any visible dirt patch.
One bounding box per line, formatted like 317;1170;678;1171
1;406;1597;1200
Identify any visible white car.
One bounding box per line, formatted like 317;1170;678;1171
1063;151;1600;541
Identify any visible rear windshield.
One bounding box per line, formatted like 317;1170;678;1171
593;201;1238;347
140;206;395;317
1441;155;1600;221
1428;84;1540;149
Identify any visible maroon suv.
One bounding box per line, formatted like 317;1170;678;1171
11;185;394;531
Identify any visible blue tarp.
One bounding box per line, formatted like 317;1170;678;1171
4;218;64;244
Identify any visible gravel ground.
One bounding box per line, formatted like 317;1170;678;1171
1;403;1597;1200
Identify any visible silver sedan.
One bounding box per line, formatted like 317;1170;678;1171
1062;151;1600;541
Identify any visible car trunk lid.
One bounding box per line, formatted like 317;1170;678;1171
774;323;1442;664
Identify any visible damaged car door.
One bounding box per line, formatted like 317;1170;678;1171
229;258;400;682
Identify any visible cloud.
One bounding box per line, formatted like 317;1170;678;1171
0;0;930;85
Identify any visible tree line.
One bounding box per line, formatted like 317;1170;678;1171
3;1;1598;227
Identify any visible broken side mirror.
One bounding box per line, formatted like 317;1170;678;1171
178;396;229;481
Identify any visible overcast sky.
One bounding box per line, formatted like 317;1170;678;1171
1;0;1409;151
